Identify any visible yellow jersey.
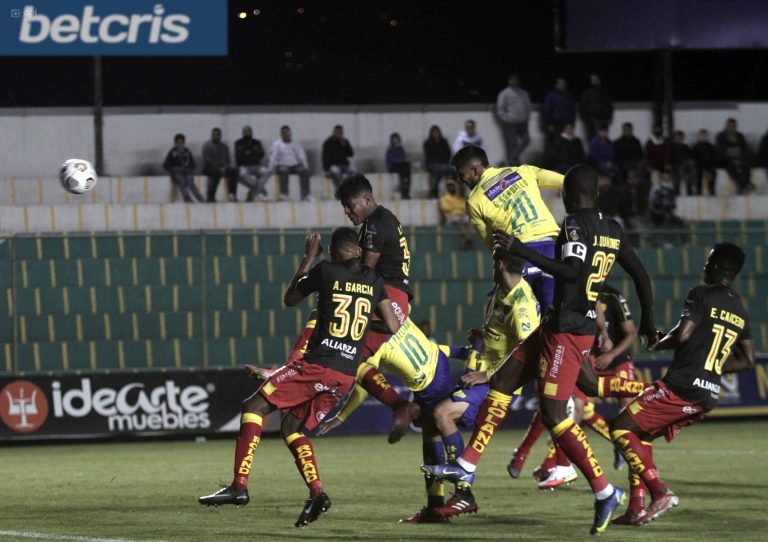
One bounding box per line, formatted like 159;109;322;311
467;165;563;250
469;279;540;376
336;318;453;421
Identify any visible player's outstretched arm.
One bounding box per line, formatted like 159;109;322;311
317;384;368;435
651;319;697;351
617;248;659;348
722;338;756;373
535;167;565;190
596;319;637;370
375;299;402;335
493;229;581;280
284;233;322;306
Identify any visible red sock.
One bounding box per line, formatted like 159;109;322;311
612;429;668;499
517;410;545;457
581;400;611;442
232;413;263;491
555;444;572;467
551;419;609;493
540;442;557;471
627;469;648;514
598;376;647;398
459;389;513;468
360;365;407;410
285;432;323;497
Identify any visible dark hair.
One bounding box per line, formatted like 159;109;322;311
212;127;221;133
334;124;343;131
174;133;185;142
331;227;359;253
335;173;373;201
390;132;401;144
451;145;488;169
280;125;290;131
493;249;524;274
564;164;598;196
429;125;442;138
710;242;746;276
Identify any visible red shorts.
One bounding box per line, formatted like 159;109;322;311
626;380;709;442
259;359;355;431
596;360;637;381
362;284;410;358
510;327;595;401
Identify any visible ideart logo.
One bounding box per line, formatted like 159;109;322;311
0;380;49;433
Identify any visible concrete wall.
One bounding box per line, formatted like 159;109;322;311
1;101;766;177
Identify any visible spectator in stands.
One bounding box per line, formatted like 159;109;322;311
588;125;617;177
649;170;686;248
645;123;671;180
322;125;357;189
235;125;270;202
596;175;624;228
202;127;239;202
541;77;576;156
620;168;651;231
452;119;484;154
163;133;204;203
760;128;768;180
671;130;697;195
417;320;437;343
579;73;613;141
692;129;718;195
268;125;312;201
424;125;453;198
613;122;644;182
716;118;753;194
495;74;532;166
438;180;474;250
550;122;585;173
385;133;412;200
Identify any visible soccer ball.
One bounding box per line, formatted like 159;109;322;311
59;159;98;194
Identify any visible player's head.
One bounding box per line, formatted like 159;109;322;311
492;248;524;283
336;173;377;226
704;242;745;285
562;164;598;213
451;145;488;188
330;227;361;262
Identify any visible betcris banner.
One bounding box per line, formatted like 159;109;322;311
0;1;227;56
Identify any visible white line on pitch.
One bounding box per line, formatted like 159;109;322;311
0;531;166;542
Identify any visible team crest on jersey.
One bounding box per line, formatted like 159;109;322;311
484;172;522;201
365;233;374;247
569;229;580;241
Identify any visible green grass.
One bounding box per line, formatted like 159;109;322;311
2;420;767;542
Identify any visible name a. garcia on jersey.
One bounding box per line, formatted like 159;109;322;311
709;308;746;329
320;338;358;360
592;235;621;250
333;281;374;296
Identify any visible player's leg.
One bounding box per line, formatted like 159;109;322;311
612;466;649;525
577;357;647;399
199;390;276;505
507;409;546;479
400;421;450;524
433;398;466;462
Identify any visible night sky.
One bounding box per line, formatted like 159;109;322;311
1;0;766;107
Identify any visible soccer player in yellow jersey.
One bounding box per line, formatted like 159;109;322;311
452;144;563;308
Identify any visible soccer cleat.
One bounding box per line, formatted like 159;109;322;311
420;463;475;487
590;487;627;535
532;465;550;483
295;492;332;528
198;485;249;506
507;448;527;479
538;465;578;490
613;446;626;470
612;508;647;525
635;491;679;525
388;402;421;444
398;507;449;524
433;491;478;518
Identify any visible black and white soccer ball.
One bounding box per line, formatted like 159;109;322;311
59;159;98;194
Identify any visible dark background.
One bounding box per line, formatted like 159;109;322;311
1;0;766;107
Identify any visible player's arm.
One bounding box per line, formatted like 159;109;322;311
651;288;703;351
722;337;756;373
363;250;382;269
596;319;637;369
375;299;401;335
595;301;613;352
535;167;565;190
467;200;492;251
617;245;658;348
493;229;582;280
284;233;322;306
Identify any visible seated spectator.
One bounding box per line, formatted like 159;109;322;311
645;123;671;180
235;125;270;202
691;129;718;195
202;127;239;202
424;125;453;198
588;125;618;177
163;133;204;203
322;125;357;189
385;133;412;199
268;125;312;201
439;180;474;250
452;119;484;154
550;123;585;173
671;130;697;195
613;122;644;182
716;118;753;194
649;170;686;248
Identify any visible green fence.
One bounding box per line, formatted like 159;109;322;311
1;223;766;374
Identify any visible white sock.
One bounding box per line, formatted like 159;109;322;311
456;457;476;473
595;484;615;501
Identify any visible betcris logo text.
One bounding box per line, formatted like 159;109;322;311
1;1;227;55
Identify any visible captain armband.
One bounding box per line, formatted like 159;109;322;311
562;241;587;261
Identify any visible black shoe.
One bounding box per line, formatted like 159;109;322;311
295;492;332;527
199;485;249;506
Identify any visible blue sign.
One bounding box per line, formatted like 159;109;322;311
0;1;227;56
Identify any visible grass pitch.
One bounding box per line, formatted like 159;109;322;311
3;420;767;542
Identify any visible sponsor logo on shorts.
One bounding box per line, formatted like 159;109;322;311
548;345;565;379
315;410;328;422
275;368;298;383
682;405;700;414
391;301;406;324
314;383;329;392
